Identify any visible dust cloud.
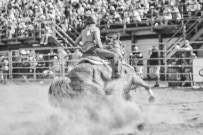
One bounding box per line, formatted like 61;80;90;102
0;84;144;135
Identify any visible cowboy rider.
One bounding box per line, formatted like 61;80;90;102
74;15;121;78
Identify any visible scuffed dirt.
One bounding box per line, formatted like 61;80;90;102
0;83;203;135
132;87;203;135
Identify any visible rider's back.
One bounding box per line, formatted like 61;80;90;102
81;25;100;52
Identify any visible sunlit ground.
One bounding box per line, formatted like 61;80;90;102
0;83;203;135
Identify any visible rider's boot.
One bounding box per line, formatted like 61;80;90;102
112;62;121;79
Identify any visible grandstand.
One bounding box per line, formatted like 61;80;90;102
0;0;203;86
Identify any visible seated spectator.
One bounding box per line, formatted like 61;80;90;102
112;11;122;24
27;22;35;36
8;25;16;38
123;11;130;24
193;0;202;16
171;4;181;24
130;9;142;25
137;5;145;19
40;23;53;45
187;0;201;17
154;12;164;26
162;5;172;25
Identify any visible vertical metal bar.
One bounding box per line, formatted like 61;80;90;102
9;51;12;81
180;4;186;43
33;50;36;81
164;43;167;82
150;7;153;31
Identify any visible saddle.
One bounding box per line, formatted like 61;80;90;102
77;56;112;72
77;56;109;65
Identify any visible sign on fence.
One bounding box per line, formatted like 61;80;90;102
193;58;203;82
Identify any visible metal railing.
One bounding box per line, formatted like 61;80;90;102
0;41;203;87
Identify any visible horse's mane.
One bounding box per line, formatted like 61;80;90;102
121;62;135;74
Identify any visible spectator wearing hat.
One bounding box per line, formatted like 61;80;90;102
130;46;144;78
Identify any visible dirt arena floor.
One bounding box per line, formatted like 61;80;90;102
0;82;203;135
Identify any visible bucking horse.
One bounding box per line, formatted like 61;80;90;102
48;55;156;132
49;56;155;102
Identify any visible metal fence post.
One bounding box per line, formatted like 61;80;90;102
164;43;167;82
9;51;12;81
34;51;36;81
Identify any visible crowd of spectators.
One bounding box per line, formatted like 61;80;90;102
0;0;203;86
0;0;202;40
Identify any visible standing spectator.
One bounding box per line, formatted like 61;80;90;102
176;40;194;87
148;46;161;87
36;54;45;79
130;46;144;78
0;55;9;83
20;50;30;81
52;55;61;77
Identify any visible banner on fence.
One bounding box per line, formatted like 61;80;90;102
193;58;203;82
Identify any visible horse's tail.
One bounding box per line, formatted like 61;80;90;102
48;77;74;106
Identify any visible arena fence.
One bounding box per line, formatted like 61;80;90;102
130;40;203;88
0;41;203;88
